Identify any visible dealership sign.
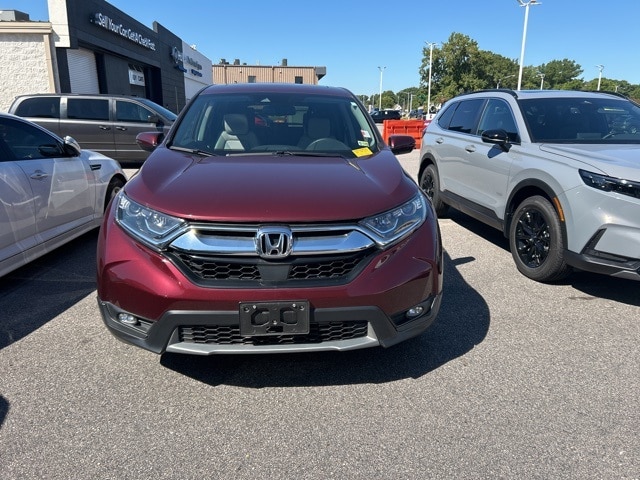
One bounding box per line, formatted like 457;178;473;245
91;13;156;51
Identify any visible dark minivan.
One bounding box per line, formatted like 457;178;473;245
9;94;177;164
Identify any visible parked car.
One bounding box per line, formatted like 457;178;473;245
97;83;443;355
9;94;177;164
370;109;402;123
0;112;126;277
419;89;640;282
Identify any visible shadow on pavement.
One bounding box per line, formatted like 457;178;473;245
0;395;7;429
160;251;491;387
0;231;99;351
446;209;639;306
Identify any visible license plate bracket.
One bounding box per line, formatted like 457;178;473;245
239;301;310;336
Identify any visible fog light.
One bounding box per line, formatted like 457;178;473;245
118;313;139;326
406;306;424;318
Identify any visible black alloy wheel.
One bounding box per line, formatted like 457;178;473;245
419;163;448;216
509;195;571;282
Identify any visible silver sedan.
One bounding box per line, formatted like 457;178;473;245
0;112;126;277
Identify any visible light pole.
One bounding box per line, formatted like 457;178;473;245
537;72;545;90
426;42;437;113
377;66;386;110
596;64;604;91
516;0;540;90
497;74;515;88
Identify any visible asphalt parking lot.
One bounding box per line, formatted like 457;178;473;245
0;146;638;479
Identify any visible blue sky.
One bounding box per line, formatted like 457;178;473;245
10;0;640;95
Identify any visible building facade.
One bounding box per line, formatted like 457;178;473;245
0;0;212;113
213;59;326;86
0;14;57;111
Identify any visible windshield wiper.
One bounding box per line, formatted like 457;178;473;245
273;150;347;159
169;146;219;157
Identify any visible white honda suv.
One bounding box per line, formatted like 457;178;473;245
419;89;640;282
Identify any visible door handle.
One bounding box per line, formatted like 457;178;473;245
30;170;49;180
435;137;444;144
465;145;476;153
115;126;127;131
99;125;111;130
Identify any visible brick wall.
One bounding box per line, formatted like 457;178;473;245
0;24;57;111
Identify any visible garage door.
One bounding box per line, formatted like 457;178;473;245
67;48;100;94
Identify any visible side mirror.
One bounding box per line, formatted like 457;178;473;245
388;134;415;155
62;136;82;156
136;131;164;152
481;129;511;151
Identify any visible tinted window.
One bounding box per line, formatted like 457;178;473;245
477;99;520;142
448;99;485;134
436;102;457;129
67;98;109;121
116;101;153;122
14;97;60;118
0;118;63;160
137;98;177;121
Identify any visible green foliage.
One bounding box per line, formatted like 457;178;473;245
362;32;640;106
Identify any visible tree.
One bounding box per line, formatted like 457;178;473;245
419;33;519;102
537;59;582;89
419;33;484;100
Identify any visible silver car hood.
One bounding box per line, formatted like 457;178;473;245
539;144;640;180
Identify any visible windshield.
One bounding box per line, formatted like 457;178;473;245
520;97;640;144
169;92;378;157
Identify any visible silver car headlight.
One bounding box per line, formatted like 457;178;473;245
360;194;428;247
116;193;186;249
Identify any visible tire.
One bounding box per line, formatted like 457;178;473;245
509;195;571;282
419;163;449;216
104;177;125;212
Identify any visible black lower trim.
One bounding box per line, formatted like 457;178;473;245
564;249;640;280
440;190;504;231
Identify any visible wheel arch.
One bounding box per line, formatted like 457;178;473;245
418;152;437;180
504;179;569;249
103;174;127;212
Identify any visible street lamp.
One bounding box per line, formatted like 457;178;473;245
596;64;604;91
426;42;437;113
537;72;545;90
516;0;540;90
377;66;386;110
497;74;515;88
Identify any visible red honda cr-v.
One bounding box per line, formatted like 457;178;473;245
97;83;443;355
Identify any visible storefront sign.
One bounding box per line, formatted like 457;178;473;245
91;13;156;51
171;46;187;72
128;68;145;86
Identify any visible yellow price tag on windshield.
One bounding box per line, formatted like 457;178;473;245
352;147;373;157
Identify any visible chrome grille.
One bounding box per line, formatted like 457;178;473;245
167;223;376;286
179;321;369;345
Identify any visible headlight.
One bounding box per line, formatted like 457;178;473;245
579;170;640;199
116;193;186;248
360;194;428;246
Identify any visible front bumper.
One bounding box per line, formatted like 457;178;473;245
98;294;442;354
561;185;640;280
97;201;444;354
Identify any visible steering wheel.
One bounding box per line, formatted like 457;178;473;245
305;138;349;151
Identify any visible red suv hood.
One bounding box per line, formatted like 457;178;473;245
125;149;417;222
